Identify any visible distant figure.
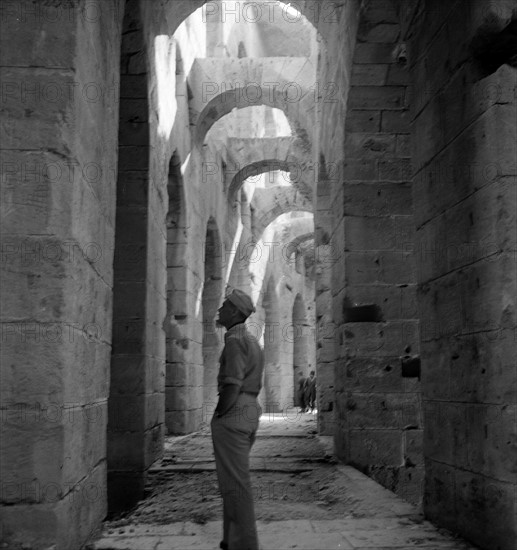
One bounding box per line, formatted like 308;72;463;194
297;371;307;413
304;370;317;413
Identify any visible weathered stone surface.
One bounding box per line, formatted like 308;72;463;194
345;283;418;321
381;109;410;133
410;2;517;545
454;469;516;550
343;181;412;216
413;107;517;227
345;392;422;429
0;3;76;68
344;320;420;359
348;429;403;467
344;216;415;251
351;64;389;86
415;179;517;280
348;86;407;110
353;43;396;64
345;251;415;285
345;132;397;158
342;356;404;393
345;109;382;133
1;462;107;550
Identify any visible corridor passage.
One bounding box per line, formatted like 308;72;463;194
91;412;477;550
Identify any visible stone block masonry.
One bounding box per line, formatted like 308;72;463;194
0;1;122;548
408;1;517;548
332;0;423;506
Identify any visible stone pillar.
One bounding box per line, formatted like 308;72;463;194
165;153;196;434
202;219;224;407
107;0;165;513
314;176;338;435
332;0;424;506
0;1;122;547
263;277;282;412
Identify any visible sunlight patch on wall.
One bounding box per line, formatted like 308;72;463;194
154;35;177;139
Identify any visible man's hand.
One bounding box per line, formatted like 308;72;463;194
215;384;240;417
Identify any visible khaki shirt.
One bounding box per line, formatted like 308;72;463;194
217;323;264;394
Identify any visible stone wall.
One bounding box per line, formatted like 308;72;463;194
313;0;361;435
335;0;423;505
0;1;122;547
405;0;517;547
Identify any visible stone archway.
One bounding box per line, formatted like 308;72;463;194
189;57;316;145
285;232;314;258
225;136;313;201
252;204;313;244
229;200;313;297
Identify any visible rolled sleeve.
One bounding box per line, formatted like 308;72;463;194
219;337;246;388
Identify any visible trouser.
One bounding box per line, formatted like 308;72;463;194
211;393;261;550
306;390;316;410
299;391;306;410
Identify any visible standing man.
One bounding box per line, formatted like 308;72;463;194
304;370;317;413
211;289;264;550
297;371;307;413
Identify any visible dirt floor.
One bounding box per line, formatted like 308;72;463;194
93;411;478;550
105;412;395;528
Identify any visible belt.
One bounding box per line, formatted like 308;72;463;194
241;391;259;397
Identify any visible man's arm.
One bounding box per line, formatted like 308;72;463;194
215;384;241;416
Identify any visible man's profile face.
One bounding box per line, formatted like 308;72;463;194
216;299;237;328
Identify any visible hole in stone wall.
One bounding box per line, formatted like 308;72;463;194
343;298;384;322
